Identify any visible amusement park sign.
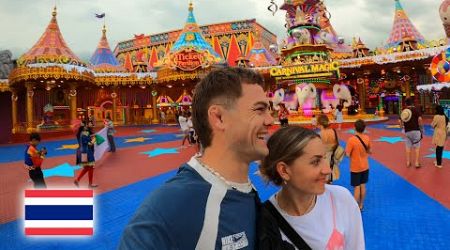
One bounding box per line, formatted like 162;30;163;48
270;61;340;80
171;49;210;71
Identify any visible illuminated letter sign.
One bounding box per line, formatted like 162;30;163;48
270;61;340;80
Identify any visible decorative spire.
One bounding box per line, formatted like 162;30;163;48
52;6;57;17
89;24;125;72
386;0;425;47
246;31;277;67
158;1;224;70
16;6;85;67
189;1;193;12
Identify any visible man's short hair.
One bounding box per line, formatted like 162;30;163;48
192;67;265;148
30;132;41;142
355;119;366;133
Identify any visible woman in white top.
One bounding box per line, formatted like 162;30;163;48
259;126;365;250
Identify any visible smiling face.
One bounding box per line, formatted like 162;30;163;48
280;137;331;195
223;84;274;162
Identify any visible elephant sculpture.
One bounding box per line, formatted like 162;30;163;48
272;88;285;110
296;83;317;109
314;30;336;45
0;50;14;79
333;84;352;108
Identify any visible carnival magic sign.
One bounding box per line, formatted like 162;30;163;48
270;61;340;80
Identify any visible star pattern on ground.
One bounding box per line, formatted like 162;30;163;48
125;137;152;143
426;151;450;160
375;136;405;144
140;148;179;157
346;129;370;135
42;163;81;178
140;129;156;133
56;144;79;150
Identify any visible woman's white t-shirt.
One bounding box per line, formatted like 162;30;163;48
269;185;365;250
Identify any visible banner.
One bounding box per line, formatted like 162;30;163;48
94;127;110;161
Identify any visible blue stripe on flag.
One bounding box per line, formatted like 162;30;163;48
25;205;93;220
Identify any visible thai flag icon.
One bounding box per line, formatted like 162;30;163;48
24;190;94;236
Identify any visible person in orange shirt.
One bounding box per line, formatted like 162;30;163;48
345;119;370;211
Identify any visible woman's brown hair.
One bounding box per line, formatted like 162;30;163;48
260;126;320;186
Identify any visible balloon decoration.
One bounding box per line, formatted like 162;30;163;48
430;47;450;82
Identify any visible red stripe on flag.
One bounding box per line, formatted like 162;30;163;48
25;190;93;198
25;228;93;235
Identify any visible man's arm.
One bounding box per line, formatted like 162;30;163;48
119;205;175;250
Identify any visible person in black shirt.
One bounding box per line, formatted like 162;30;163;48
400;98;423;168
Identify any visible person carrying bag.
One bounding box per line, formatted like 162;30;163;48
331;129;345;181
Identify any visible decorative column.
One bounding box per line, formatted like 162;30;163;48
69;83;77;122
11;89;18;134
151;88;159;124
405;80;411;99
111;86;118;124
316;89;322;113
379;93;385;117
356;78;366;114
25;83;34;133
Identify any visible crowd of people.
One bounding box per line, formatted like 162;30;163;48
119;68;368;250
21;67;447;249
24;115;116;189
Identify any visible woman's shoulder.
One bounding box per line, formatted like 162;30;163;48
324;185;354;202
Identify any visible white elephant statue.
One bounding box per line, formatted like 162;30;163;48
296;83;317;109
320;89;339;113
333;84;352;108
440;0;450;38
314;30;336;45
294;28;312;45
272;88;285;110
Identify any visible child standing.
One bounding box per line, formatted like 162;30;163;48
334;104;344;130
345;119;370;211
24;133;47;189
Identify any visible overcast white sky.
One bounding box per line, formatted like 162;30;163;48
0;0;444;61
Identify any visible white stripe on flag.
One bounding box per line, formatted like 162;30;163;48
24;197;93;206
24;220;93;228
94;127;110;161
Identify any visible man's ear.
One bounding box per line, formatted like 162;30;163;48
208;105;226;131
